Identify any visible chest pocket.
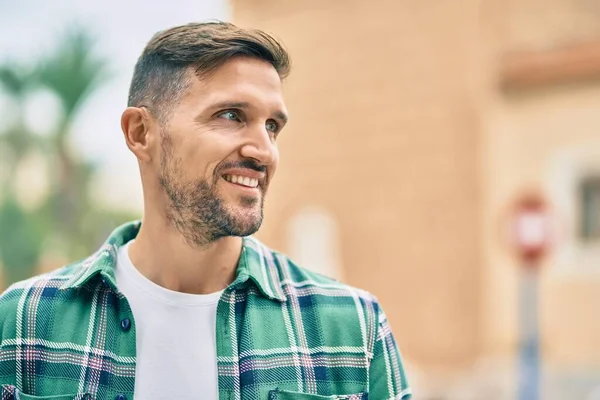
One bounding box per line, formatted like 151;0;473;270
268;389;367;400
1;385;87;400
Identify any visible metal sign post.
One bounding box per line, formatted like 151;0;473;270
518;263;540;400
507;191;556;400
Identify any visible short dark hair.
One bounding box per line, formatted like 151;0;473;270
127;21;291;123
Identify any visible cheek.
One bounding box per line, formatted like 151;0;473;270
179;136;233;179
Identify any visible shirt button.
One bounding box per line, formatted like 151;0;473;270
115;395;127;400
120;318;131;332
82;395;91;400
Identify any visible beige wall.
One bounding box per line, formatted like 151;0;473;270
231;1;600;392
232;0;484;368
479;0;600;367
482;84;600;365
484;0;600;52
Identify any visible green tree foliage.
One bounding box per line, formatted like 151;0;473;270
0;28;137;287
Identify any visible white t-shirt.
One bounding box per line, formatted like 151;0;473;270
115;240;222;400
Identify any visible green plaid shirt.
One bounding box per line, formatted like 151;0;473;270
0;221;411;400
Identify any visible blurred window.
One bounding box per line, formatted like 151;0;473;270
579;175;600;241
286;207;343;280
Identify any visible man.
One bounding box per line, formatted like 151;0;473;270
0;22;411;400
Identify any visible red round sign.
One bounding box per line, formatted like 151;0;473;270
505;191;557;266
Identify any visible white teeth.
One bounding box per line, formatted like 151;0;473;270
224;174;259;188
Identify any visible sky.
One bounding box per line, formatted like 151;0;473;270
0;0;230;212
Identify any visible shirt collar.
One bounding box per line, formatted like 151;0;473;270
233;236;286;302
60;220;286;302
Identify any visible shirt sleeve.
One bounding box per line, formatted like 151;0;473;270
368;303;412;400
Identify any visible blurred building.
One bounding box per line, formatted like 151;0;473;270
232;0;600;399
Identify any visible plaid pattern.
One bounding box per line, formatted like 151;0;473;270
0;221;411;399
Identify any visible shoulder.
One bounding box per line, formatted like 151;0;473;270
1;261;84;297
252;237;384;322
0;261;86;336
254;240;388;353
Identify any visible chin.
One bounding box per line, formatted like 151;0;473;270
226;207;263;236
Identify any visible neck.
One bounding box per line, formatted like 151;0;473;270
128;213;242;294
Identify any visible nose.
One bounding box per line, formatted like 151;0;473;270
239;123;277;166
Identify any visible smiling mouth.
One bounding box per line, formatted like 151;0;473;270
223;174;259;188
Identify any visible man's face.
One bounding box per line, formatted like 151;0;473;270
156;57;287;247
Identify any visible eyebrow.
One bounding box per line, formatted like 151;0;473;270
211;101;288;124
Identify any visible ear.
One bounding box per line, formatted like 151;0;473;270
121;107;157;163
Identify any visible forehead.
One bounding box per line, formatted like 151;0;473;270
182;57;287;113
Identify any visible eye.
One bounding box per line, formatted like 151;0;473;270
266;120;279;133
217;110;241;121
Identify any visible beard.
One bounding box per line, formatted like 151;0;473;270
158;133;266;248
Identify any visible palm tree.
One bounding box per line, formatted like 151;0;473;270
36;28;111;252
0;64;39;184
0;27;137;287
0;62;46;284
